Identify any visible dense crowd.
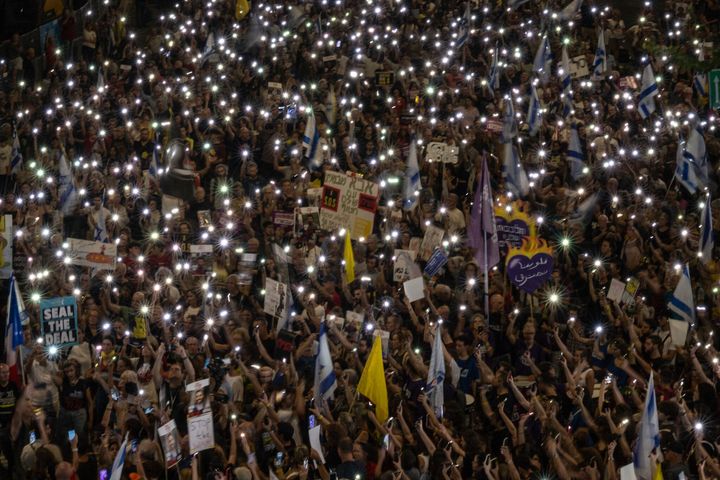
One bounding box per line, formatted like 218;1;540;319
0;0;719;479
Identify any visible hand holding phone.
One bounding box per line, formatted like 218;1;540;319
68;430;76;442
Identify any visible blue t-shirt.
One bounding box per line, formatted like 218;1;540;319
454;356;480;394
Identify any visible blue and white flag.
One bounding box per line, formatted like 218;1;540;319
94;196;109;243
533;35;552;84
526;82;542;136
302;107;322;168
487;43;500;94
592;29;606;78
10;128;22;174
455;2;471;48
699;194;714;260
426;326;446;418
685;126;708;187
501;98;517;144
693;73;708;99
314;321;337;414
109;435;130;480
58;152;79;216
149;133;161;179
560;0;583;20
503;142;529;198
4;274;27;383
668;264;695;324
403;139;421;210
568;123;586;180
638;64;658;119
571;192;599;225
633;373;662;480
675;138;699;194
560;45;573;118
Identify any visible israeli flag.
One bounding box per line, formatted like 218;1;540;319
94;195;109;243
560;0;583;20
302;107;322;168
10;128;22;174
503;142;529;198
58;153;79;216
109;435;130;480
501;98;517;144
533;35;552;84
426;326;446;418
668;264;695;324
313;321;337;414
455;2;471;48
403;139;421;210
592;29;606;78
699;194;714;260
675;139;699;194
487;42;500;94
568;123;586;180
633;373;662;480
685;125;708;187
526;82;542;136
560;45;573;118
693;73;708;99
638;64;658;119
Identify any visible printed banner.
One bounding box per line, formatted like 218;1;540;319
40;296;78;348
506;237;554;293
188;412;215;454
67;238;117;270
320;171;379;239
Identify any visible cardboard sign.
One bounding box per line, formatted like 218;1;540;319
404;277;425;302
607;278;626;303
319;171;379;239
375;71;395;86
188;412;215;454
264;278;289;320
40;296;78;348
67;238;117;270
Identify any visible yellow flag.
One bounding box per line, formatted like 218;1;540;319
357;336;388;422
343;232;355;284
235;0;250;20
653;462;664;480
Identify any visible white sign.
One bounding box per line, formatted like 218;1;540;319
319;171;379;239
404;277;425;303
158;420;181;468
420;225;444;261
308;425;325;463
569;55;589;78
393;249;417;282
67;238;117;270
426;142;459;164
607;279;626;303
264;278;289;320
188;412;215;454
186;378;210;392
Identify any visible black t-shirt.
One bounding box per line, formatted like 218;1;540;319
0;381;20;428
335;460;366;480
61;378;88;411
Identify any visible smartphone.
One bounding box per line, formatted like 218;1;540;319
30;431;37;444
111;389;120;401
383;433;390;450
99;469;109;480
68;430;76;441
303;458;309;470
274;451;284;468
308;414;316;429
144;406;154;415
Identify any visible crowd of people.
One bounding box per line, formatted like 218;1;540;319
0;0;719;479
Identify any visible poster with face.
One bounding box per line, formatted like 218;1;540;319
158;420;181;468
186;378;211;417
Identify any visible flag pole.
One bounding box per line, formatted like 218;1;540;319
483;229;489;319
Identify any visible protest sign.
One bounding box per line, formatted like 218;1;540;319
0;215;12;279
264;278;289;320
420;225;444;260
188;412;215;454
158;420;181;468
495;206;533;251
67;239;117;270
190;244;213;276
320;171;379;239
40;296;78;348
424;248;449;277
426;142;459;164
393;250;417;281
506;237;554;294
